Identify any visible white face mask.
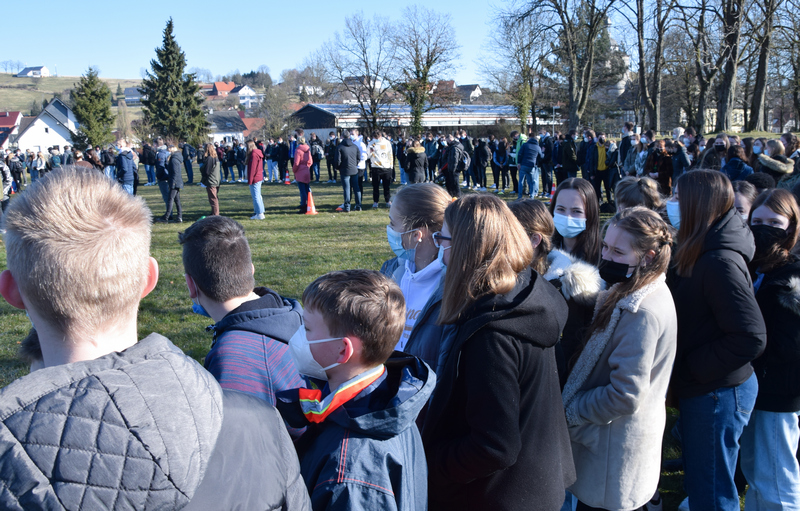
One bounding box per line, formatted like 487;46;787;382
666;200;681;229
640;137;648;145
288;326;342;380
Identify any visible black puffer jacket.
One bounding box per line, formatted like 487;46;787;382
669;208;767;399
0;334;311;511
404;146;428;183
423;268;575;511
752;256;800;412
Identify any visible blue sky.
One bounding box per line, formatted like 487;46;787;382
6;1;489;85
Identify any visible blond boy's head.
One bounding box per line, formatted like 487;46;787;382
3;167;153;338
302;270;404;367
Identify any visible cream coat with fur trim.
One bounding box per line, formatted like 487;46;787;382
563;276;677;510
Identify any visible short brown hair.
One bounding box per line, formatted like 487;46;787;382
302;270;404;367
4;167;152;337
179;216;255;302
509;199;554;275
439;195;533;324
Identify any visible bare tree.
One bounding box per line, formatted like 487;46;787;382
188;67;214;83
322;12;396;134
116;99;131;140
255;86;298;138
481;7;549;132
520;0;621;127
390;6;460;135
714;0;747;132
744;0;778;131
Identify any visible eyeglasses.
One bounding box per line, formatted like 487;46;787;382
432;232;451;248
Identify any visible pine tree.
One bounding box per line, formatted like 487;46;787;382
116;83;123;98
140;18;207;144
70;67;115;150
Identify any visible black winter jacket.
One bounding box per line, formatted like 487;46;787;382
405;146;428;183
669;208;767;399
142;144;156;166
423;268;575;511
335;138;360;176
168;151;184;189
561;139;579;174
752;256;800;412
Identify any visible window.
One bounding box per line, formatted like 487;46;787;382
44;127;49;133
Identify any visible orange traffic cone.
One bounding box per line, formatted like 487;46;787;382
548;182;557;201
305;191;318;215
284;172;291;185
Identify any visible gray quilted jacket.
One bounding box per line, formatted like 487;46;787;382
0;333;311;511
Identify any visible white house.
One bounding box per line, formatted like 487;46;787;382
15;66;50;78
207;110;247;144
231;85;260;109
124;87;145;106
0;111;23;149
12;99;77;153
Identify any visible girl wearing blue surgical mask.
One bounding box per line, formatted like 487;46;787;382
547;178;605;385
380;183;451;369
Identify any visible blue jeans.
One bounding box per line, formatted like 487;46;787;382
341;175;361;211
184;160;193;183
518;165;538;199
144;164;155;184
104;166;115;180
30;170;39;183
680;373;758;511
157;181;170;205
311;161;320;181
122;183;134;195
400;167;408;184
298;182;310;207
250;181;264;215
741;409;800;510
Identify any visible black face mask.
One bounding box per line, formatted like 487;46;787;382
715;144;726;153
751;224;789;258
599;258;636;284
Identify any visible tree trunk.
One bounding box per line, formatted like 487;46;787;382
714;0;745;132
696;84;710;134
747;0;774;132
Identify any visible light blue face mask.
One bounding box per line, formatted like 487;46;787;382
666;200;681;229
553;213;587;239
192;298;211;318
387;225;419;259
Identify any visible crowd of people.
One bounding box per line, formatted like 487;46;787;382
2;119;800;510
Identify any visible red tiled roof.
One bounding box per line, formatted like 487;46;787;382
0;111;22;128
213;81;236;93
242;118;265;138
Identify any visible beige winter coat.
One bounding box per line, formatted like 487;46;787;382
562;275;677;511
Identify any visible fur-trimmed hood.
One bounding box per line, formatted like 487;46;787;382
779;275;800;315
759;154;794;175
544;249;606;305
408;145;425;154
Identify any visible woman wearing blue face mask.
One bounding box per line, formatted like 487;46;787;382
563;207;676;511
669;170;766;511
380;183;452;370
740;189;800;509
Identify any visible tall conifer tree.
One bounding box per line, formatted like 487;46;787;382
70;67;115;150
141;18;207;143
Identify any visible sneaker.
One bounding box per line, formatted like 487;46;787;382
154;216;168;223
645;491;663;511
168;217;183;223
492;184;497;189
228;179;234;183
199;183;206;188
460;181;467;186
497;190;504;195
480;187;487;192
336;204;344;212
372;203;379;209
355;206;362;211
250;213;265;220
388;201;392;208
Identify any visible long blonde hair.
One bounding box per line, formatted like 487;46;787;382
438;195;533;324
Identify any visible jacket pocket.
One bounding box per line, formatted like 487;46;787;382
568;423;601;454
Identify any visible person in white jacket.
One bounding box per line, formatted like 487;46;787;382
562;206;677;511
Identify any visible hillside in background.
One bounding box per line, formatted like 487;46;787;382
0;72;141;116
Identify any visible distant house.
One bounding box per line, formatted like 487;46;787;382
242;117;265;138
207;110;247;144
212;81;236;97
12;98;78;152
199;83;214;95
15;66;50;78
231;85;260;108
457;84;482;103
124;87;145;106
0;111;23;149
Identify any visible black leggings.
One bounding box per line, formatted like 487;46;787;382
327;160;337;181
473;164;487;188
165;188;182;219
594;169;612;203
372;167;392;204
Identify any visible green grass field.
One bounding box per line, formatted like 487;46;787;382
0;168;736;510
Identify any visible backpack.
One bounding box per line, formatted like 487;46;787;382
51;155;62;168
312;144;324;160
457;151;471;174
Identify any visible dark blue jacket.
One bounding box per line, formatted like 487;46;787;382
671;145;692;182
381;257;446;371
277;354;435;511
721;157;754;182
518;138;543;168
155;146;170;180
581;141;598;177
115;149;136;184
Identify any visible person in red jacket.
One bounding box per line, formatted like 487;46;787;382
246;140;265;220
294;137;313;214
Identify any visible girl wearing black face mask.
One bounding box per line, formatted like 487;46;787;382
562;207;676;511
740;189;800;509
